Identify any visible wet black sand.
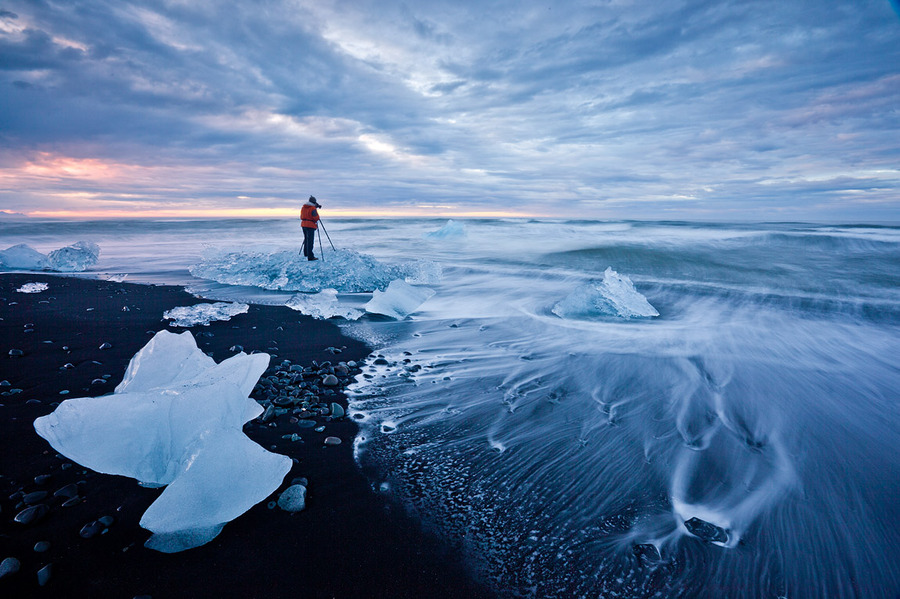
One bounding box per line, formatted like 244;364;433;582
0;273;492;598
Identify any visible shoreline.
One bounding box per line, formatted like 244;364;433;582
0;273;492;598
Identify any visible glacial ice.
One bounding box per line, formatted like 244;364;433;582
190;247;442;292
424;219;467;239
191;248;403;292
0;241;99;272
285;289;363;320
47;241;100;272
163;302;250;327
365;279;436;319
552;267;659;319
0;244;49;270
16;282;49;294
33;330;291;552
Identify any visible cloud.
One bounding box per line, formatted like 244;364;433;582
0;0;898;219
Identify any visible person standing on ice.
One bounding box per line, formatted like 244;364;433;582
300;195;321;261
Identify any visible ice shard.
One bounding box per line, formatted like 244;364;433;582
33;330;291;552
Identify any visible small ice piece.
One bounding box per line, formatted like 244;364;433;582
0;244;50;270
365;279;435;319
424;219;466;239
47;241;100;272
16;282;49;294
33;330;291;552
285;289;363;320
552;267;658;320
163;302;250;327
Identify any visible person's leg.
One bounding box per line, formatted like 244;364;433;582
303;227;316;259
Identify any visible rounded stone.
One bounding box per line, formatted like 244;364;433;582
323;436;342;446
0;557;21;579
321;374;339;387
277;484;307;512
34;541;51;553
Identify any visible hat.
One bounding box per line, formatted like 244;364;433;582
309;195;320;206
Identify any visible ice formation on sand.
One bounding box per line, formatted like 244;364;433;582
47;241;100;271
163;302;250;327
0;241;99;272
33;330;291;552
552;267;658;319
424;219;466;239
285;289;363;320
365;279;435;319
16;282;49;294
190;248;402;292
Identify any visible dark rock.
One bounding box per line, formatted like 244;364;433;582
322;374;339;387
91;378;107;385
37;563;52;586
684;517;729;544
34;474;52;485
373;358;389;365
33;541;51;553
23;490;48;504
98;515;115;527
229;345;244;352
296;419;317;428
0;557;21;579
8;349;24;357
61;496;81;508
324;436;342;446
54;483;79;499
80;521;103;538
99;342;112;350
14;504;49;525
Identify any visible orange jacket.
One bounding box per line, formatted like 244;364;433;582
300;204;319;229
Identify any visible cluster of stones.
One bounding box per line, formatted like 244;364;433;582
1;473;117;588
251;355;359;448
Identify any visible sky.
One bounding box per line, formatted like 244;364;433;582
1;0;898;220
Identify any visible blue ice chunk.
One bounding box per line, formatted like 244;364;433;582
34;330;291;552
552;267;658;320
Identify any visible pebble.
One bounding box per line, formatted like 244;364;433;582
91;378;107;386
14;504;49;525
80;521;103;538
34;474;52;485
684;517;729;544
98;515;115;527
229;345;244;352
54;483;79;499
0;557;21;579
23;490;48;504
61;496;82;508
8;348;24;357
34;541;51;553
37;563;52;586
322;374;339;387
277;484;307;512
99;342;112;350
0;380;9;386
324;436;342;446
62;363;74;369
330;402;345;418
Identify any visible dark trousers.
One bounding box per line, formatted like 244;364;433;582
302;227;317;259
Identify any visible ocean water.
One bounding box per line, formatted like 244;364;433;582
3;218;899;597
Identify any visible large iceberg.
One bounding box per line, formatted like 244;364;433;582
163;302;250;327
190;247;442;292
285;289;363;320
365;279;435;319
552;267;659;320
33;330;291;552
0;241;99;272
191;248;402;292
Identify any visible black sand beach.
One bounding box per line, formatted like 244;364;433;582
0;273;492;598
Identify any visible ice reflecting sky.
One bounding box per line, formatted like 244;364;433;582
1;1;898;219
